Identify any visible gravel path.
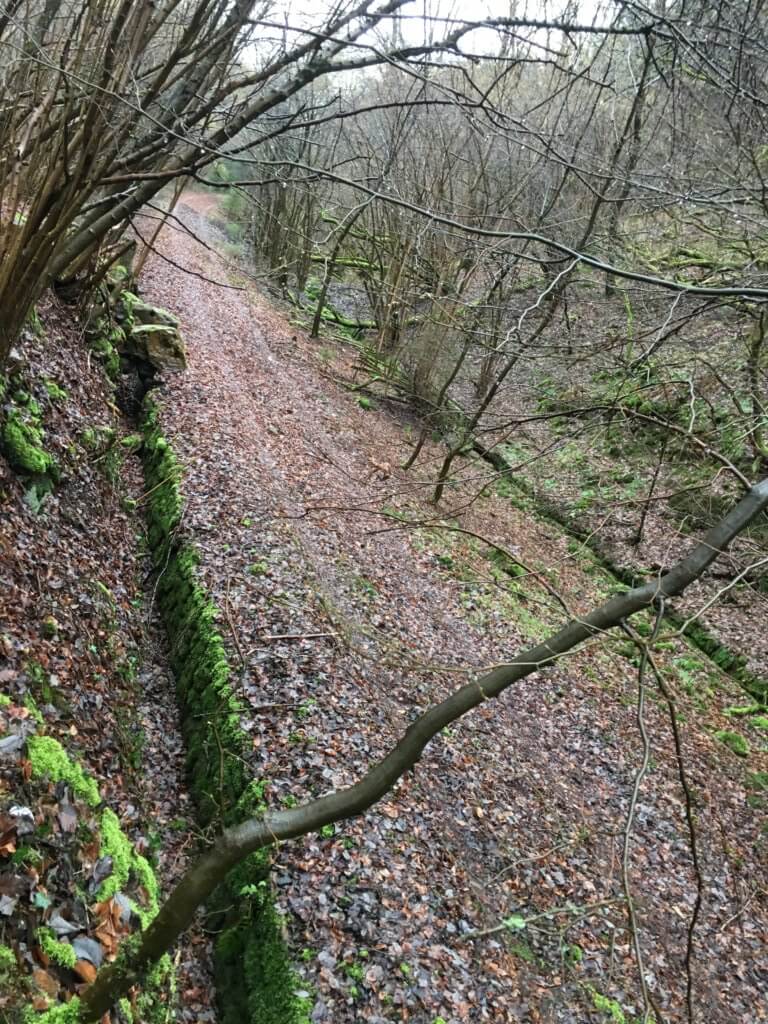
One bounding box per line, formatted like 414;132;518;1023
136;193;768;1024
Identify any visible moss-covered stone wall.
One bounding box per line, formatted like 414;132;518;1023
141;399;310;1024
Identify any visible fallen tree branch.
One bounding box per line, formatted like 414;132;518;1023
620;600;665;1023
462;898;623;940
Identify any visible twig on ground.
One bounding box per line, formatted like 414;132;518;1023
224;578;246;666
648;654;702;1023
490;838;573;881
462;898;623;940
718;888;766;932
248;702;302;712
261;631;337;641
135;473;180;505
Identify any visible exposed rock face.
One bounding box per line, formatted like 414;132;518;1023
128;323;187;371
87;285;187;375
121;294;187;371
127;297;177;330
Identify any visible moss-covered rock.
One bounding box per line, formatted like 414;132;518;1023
91;291;187;373
128;323;187;370
216;906;311;1024
2;406;57;476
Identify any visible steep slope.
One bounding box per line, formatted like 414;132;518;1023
0;298;215;1021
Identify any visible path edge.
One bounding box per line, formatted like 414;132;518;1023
141;396;311;1024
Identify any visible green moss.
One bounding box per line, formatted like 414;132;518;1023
97;808;159;913
0;693;11;706
141;395;305;1024
146;952;173;989
95;336;121;379
12;846;43;868
26;306;44;337
714;730;751;758
27;736;101;806
724;703;763;717
215;904;311;1024
236;780;268;818
590;987;627;1023
81;424;115;453
36;927;77;969
97;808;133;899
42;379;68;402
41;616;59;640
2;407;56;476
0;944;16;972
25;998;81;1023
134;952;175;1023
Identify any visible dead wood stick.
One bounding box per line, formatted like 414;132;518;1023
262;631;337;641
224;578;246;665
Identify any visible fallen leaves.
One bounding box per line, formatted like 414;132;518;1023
0;699;165;1014
0;815;17;856
92;896;130;959
73;959;97;984
137;195;768;1024
33;967;60;997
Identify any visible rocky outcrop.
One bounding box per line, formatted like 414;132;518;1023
127;324;187;371
87;268;187;376
121;295;187;371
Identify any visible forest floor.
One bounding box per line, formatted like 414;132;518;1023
131;192;767;1024
0;297;216;1018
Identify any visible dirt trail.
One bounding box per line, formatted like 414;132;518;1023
137;194;767;1024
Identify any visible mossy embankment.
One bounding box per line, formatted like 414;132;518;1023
0;296;188;1020
0;355;61;511
474;441;768;704
0;699;171;1023
140;399;310;1024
